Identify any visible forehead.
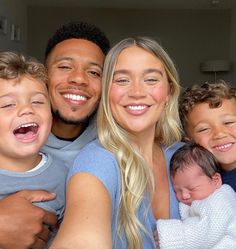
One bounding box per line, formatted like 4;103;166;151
47;38;105;64
0;75;48;92
116;46;163;66
188;99;236;120
173;164;205;185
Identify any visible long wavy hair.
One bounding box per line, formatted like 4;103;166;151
97;37;182;249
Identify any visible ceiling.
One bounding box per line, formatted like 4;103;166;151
26;0;236;9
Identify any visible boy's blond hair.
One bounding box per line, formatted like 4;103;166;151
0;51;48;85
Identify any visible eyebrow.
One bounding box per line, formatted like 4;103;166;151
113;68;164;76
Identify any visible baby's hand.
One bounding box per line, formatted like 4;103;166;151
153;229;160;249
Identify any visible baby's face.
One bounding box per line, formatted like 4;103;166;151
0;75;52;169
185;99;236;172
172;164;221;205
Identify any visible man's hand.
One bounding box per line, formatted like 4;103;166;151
0;190;57;249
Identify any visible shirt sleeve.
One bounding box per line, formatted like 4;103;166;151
68;141;120;206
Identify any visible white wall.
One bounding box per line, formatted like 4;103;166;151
0;0;28;53
27;7;232;87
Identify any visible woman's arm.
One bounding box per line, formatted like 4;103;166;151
50;172;113;249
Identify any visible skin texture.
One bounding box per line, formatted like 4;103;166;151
172;164;222;205
0;75;52;171
47;38;105;139
186;99;236;171
50;46;172;248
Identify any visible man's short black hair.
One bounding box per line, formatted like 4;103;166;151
45;21;110;61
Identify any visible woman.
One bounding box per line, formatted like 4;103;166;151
50;37;183;249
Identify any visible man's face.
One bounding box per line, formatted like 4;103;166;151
46;38;105;124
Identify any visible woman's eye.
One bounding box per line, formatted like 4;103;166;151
113;78;129;85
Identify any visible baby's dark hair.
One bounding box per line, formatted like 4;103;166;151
0;51;48;85
45;21;110;61
170;143;221;178
179;80;236;134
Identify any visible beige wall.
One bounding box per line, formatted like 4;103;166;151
27;7;232;87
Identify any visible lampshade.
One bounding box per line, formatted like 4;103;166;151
200;60;230;72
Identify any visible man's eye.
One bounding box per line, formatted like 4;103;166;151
89;71;101;77
58;65;71;69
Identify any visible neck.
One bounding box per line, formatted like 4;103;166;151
52;118;87;140
0;154;41;172
131;129;158;168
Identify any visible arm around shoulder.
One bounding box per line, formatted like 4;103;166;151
50;172;113;249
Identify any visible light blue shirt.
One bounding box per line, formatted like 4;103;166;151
69;139;183;248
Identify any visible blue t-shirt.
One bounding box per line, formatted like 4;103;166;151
69;139;182;248
221;168;236;192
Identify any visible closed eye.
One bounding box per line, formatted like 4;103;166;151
1;103;15;108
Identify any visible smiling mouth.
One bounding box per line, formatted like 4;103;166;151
13;123;39;137
63;93;88;101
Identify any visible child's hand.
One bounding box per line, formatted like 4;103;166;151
154;229;160;249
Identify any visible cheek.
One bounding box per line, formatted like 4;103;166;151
150;86;169;103
109;85;125;110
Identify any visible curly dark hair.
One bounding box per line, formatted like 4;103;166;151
45;21;110;61
179;80;236;133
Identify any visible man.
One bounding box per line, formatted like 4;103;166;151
0;21;110;249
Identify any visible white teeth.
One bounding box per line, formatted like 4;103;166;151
17;123;37;129
216;143;232;150
63;94;87;101
128;105;146;110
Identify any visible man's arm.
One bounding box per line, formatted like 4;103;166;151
0;190;57;249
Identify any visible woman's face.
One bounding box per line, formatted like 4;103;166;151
109;46;170;136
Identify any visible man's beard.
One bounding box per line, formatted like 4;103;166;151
52;109;96;125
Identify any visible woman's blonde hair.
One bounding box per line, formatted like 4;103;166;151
97;37;182;249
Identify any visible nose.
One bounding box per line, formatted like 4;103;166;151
128;81;146;98
181;190;191;200
18;104;34;117
212;125;227;140
68;68;88;86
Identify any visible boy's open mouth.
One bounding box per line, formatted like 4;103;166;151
13;122;39;140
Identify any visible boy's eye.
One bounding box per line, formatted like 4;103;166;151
225;121;235;125
197;127;209;133
1;103;15;108
32;101;44;104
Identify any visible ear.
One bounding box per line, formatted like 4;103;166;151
212;173;222;188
